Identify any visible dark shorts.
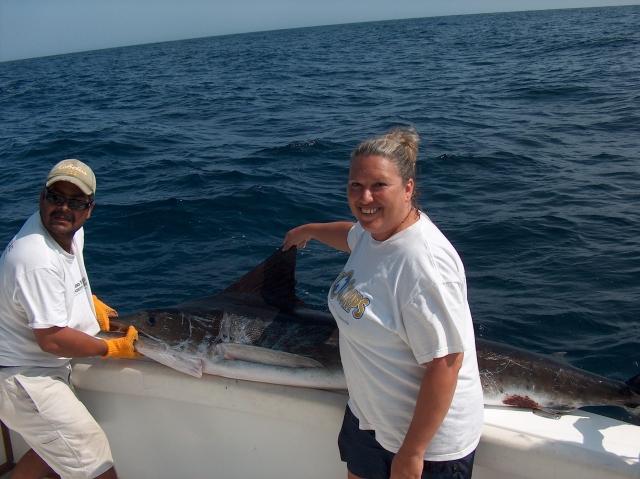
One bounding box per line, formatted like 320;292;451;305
338;406;476;479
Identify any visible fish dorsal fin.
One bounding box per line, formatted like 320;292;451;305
551;352;571;365
626;372;640;395
219;246;309;307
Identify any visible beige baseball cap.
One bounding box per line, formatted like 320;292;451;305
45;159;96;196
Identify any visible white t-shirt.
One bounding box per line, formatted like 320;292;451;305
0;212;99;367
328;213;484;461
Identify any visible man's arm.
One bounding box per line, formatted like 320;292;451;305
33;326;109;357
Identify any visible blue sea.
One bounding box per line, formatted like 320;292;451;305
1;6;639;422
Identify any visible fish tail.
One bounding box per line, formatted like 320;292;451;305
625;372;640;395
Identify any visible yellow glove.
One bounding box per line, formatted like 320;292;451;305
101;326;143;359
93;295;118;332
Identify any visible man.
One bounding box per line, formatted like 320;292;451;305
0;159;140;479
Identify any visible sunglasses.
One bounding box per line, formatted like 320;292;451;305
44;188;94;211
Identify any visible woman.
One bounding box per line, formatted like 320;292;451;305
283;127;484;479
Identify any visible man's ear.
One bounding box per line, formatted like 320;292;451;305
85;201;95;220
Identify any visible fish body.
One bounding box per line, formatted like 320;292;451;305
477;339;640;420
119;301;345;390
111;246;640;420
112;247;345;390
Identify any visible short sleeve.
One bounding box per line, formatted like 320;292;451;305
14;268;70;329
401;281;470;364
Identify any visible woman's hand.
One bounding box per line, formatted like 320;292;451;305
283;224;314;250
282;222;355;253
390;449;425;479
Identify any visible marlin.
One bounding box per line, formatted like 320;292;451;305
110;246;640;421
110;246;346;390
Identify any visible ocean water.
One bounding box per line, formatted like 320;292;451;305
1;6;639;421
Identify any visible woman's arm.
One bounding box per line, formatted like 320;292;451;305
283;222;355;253
390;352;464;479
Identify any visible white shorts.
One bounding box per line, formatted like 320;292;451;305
0;364;114;479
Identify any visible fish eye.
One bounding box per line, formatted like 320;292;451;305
146;316;157;326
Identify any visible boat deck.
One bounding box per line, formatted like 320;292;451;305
2;357;639;479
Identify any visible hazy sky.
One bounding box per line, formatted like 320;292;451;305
1;0;638;62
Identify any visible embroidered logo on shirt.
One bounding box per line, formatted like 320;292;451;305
74;277;88;295
330;271;370;319
1;239;15;258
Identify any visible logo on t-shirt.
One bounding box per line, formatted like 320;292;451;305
330;271;370;320
1;239;15;258
74;277;88;295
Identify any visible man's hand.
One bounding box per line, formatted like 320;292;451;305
101;326;143;359
92;295;118;331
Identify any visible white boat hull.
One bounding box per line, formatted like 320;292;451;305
3;357;639;479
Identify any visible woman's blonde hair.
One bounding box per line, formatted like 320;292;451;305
351;127;421;209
